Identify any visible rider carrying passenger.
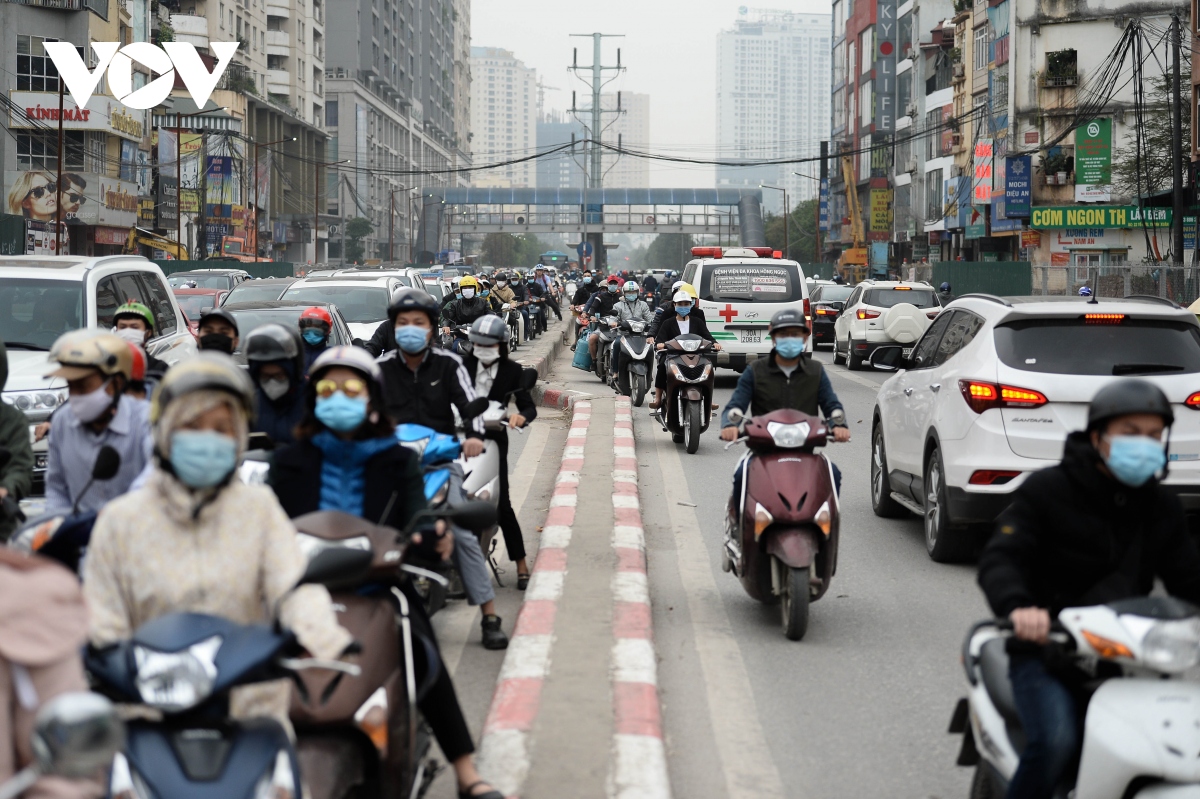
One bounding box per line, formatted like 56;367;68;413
978;379;1200;799
648;290;720;411
441;276;494;349
582;275;622;363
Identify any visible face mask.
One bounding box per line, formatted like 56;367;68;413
482;290;490;297
461;288;476;300
624;292;638;302
169;430;237;489
302;329;326;346
394;324;430;354
315;391;368;432
114;327;146;344
1104;435;1167;487
455;291;462;299
199;333;235;354
774;337;807;359
583;276;592;284
607;284;619;293
675;305;692;317
475;346;500;364
260;377;289;401
69;380;113;424
497;280;507;288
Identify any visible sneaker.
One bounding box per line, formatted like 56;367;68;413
481;615;509;650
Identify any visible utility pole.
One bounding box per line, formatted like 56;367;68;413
818;140;829;262
54;79;64;255
1171;12;1185;263
569;32;624;272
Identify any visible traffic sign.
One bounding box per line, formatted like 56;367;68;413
576;241;594;258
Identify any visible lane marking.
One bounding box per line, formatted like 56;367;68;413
652;433;791;799
824;363;889;391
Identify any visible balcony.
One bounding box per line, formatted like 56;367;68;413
266;0;290;17
170;13;210;48
5;0;84;11
266;30;289;53
267;69;290;93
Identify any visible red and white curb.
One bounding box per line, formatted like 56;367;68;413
609;397;672;798
476;400;590;797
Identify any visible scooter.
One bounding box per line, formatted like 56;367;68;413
441;324;472;354
290;502;496;799
615;318;652;407
722;407;843;640
654;334;716;454
526;299;543;339
501;303;522;350
594;315;621;385
85;548;368;799
953;598;1200;799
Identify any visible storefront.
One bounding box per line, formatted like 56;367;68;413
1028;205;1170;266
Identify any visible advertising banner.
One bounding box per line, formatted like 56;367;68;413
1020;230;1042;248
874;0;898;131
1030;205;1171;229
869;188;893;240
179;133;202;213
7;92;145;141
205;155;234;219
943;176;970;229
973;139;994;204
965;205;988;239
157;175;178;226
5;171;136;227
1005;155;1032;217
1075;119;1112;185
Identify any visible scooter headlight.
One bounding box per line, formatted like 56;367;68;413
296;534;372;562
110;752;154;799
252;750;297;799
355;686;389;755
1141;617;1200;673
133;635;221;712
766;421;811;449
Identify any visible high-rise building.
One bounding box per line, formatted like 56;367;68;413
536;111;586;189
599;92;650;188
716;8;831;211
469;46;537;188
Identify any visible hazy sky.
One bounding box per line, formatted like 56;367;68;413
471;0;831;188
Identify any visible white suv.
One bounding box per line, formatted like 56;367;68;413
280;274;410;341
0;255;197;491
833;280;943;369
868;294;1200;562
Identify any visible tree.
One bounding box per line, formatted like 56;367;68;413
643;234;696;271
344;217;372;263
764;198;821;263
1111;73;1191;200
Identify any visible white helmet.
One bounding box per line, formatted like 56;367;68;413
673;290;693;303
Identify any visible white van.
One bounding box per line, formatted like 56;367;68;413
679;247;810;370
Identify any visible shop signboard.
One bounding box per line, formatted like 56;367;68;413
965;205;987;239
1030;205;1171;229
7;92;145;141
973;139;994;204
4;171;136;227
1005;155;1032;217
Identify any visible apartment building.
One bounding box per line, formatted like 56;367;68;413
469;46;537;188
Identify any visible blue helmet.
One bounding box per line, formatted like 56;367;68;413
1079;286;1094;297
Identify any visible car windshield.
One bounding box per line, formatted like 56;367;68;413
0;279;83;350
169;274;233;290
699;264;804;302
174;293;219;317
864;288;938;309
994;318;1200;375
815;286;854;302
280;286;389;323
227;308;347;346
223;284;290;305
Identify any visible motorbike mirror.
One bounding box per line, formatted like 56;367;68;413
443;499;498;532
92;446;121;481
30;693;125;780
247;432;275;452
461;397;490;419
867;345;906;372
297;546;373;589
520;368;538;392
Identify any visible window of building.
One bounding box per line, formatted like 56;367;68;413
325;99;337;126
16;131;85;170
925;167;944;221
897;70;912;116
17;35;65;92
973;27;989;71
860;27;873;74
898;12;912;55
861;80;873;125
926;108;941;160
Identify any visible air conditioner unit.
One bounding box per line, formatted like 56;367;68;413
951;133;962;147
953;64;965;78
951;164;964;177
905;103;917;118
904;158;917;173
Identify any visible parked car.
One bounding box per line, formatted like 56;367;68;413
281;274;409;341
868;294;1200;562
833;280;943;369
0;255;197;493
220;276;297;306
172;288;228;334
220;300;357;357
808;282;855;349
166;268;252;291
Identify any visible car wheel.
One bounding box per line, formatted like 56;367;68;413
832;335;846;365
871;426;907;518
847;338;865;370
923;446;976;563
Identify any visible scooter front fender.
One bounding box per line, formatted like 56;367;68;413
764;527;819;569
684;387;704;402
630;362;648;376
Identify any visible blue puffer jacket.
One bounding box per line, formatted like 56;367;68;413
311;431;397;517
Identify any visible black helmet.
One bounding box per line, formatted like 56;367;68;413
198;307;240;335
494;272;509;282
940;282;952;293
1087;379;1174;431
768;307;809;334
387;287;440;326
244;323;305;379
469;314;508;346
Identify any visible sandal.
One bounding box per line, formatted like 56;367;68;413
459;781;504;799
517;573;530;591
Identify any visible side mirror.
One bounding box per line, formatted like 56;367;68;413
445;499;498;532
868;345;906;372
31;692;125;779
92;446;121;481
298;546;373;589
461;397;490;419
520;368;538;391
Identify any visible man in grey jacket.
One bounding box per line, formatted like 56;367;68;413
609;280;654;395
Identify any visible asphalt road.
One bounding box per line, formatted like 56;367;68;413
630;349;990;799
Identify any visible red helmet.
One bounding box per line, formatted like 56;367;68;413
299;306;333;333
127;341;147;382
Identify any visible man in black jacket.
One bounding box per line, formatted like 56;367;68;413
978;379;1200;799
440;276;494;352
581;274;622;361
648;290;720;409
571;270;599;306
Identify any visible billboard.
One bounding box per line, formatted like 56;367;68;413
874;0;898;131
5;171;137;227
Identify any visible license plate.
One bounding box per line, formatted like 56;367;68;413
902;348;913;358
739;330;762;344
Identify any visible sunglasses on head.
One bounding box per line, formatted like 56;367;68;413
26;182;56;200
315;377;368;399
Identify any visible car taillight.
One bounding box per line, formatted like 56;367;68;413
857;309;881;320
803;297;811;321
1186;392;1200;408
815;307;831;316
969;470;1021;485
958;380;1048;413
1084;313;1125;324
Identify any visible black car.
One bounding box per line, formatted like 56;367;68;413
809;283;854;348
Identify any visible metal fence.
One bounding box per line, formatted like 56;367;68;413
1031;266;1200;307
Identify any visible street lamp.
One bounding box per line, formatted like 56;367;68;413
174;106;227;259
253;136;296;260
760;184;790;257
314;159;350;264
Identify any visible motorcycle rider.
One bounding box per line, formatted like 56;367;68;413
111;301;168;377
648;291;720;411
442;276;494;350
0;341;33;542
533;266;562;321
582;275;622;362
298;306;333;371
609;279;654;395
245;324;306;446
196;308;240;354
719;309;849;493
43;330;152;516
462;316;537;588
377;289;508;649
647;281;704;340
82;354;353;733
572;270;599;306
977;379;1200;799
509;272;532;339
523;272;549;335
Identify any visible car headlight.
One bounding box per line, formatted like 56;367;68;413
252;750;297;799
766;421;811;448
3;388;67;413
133;635;221;712
110;752;155;799
1141;618;1200;672
295;533;371;562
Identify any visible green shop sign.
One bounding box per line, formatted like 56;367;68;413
1029;206;1171;229
1074;119;1112;185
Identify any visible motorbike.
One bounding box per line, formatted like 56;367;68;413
653;334;717;454
85;548;369;799
501;303;522;350
953;597;1200;799
527;297;546;337
615;318;652;407
289;502;496;799
594;315;621;386
441;324;472;354
722;407;843;640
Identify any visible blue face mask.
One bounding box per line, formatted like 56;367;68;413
675;305;692;316
583;276;592;284
395;324;430;354
302;329;326;346
774;337;807;359
482;289;490;297
315;391;368;432
1104;435;1167;487
608;284;619;293
170;430;237;489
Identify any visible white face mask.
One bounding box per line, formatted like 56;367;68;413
69;379;113;424
461;288;476;300
260;377;289;401
113;327;146;344
496;280;507;288
475;346;501;364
